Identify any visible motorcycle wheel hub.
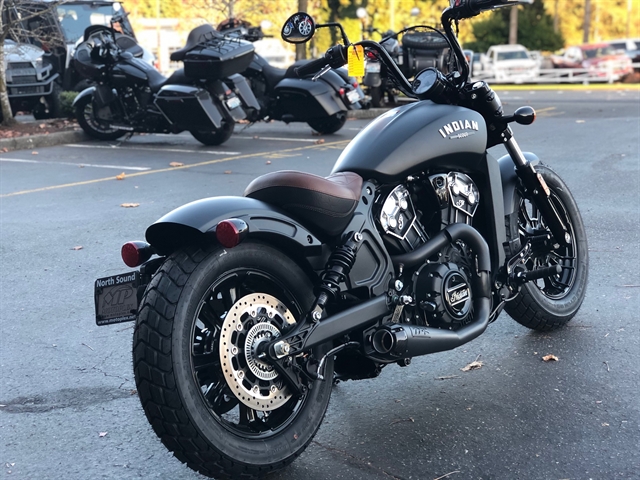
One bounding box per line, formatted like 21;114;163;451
219;293;295;411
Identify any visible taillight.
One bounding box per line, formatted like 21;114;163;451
352;81;359;88
215;218;248;248
121;241;154;267
339;88;345;96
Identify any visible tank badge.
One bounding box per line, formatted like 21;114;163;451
439;120;479;139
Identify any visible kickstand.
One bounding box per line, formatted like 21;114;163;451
116;132;134;146
238;122;255;133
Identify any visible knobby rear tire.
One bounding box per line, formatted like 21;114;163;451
505;164;588;331
132;242;333;479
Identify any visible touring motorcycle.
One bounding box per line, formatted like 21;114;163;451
174;20;366;134
72;25;250;145
93;0;588;478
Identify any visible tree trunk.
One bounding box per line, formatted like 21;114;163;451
583;0;591;44
509;6;518;45
0;38;18;126
296;0;308;60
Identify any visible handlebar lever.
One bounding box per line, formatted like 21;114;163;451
312;65;332;81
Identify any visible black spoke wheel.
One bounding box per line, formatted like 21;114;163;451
505;164;588;330
133;242;333;479
74;94;126;141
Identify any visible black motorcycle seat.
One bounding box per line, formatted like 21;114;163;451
170;24;217;61
260;60;316;90
244;170;363;237
147;68;191;93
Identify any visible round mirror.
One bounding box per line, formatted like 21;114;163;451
281;12;316;44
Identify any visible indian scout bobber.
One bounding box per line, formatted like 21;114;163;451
93;0;588;478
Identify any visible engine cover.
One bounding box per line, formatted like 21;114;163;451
429;172;479;226
414;262;473;328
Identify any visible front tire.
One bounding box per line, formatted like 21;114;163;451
190;121;234;146
505;164;588;330
133;242;333;479
74;94;126;141
307;112;346;135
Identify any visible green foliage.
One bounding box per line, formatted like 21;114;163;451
465;1;563;53
59;91;79;118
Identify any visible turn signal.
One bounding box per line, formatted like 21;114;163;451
121;241;154;267
215;219;248;248
339;88;345;96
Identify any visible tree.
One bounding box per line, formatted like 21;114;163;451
464;0;563;53
1;0;66;126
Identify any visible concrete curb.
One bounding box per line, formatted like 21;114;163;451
0;130;88;153
347;108;389;119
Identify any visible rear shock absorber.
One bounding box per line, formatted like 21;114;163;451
311;232;362;321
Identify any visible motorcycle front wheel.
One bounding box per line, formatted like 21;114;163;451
75;94;126;141
505;164;589;330
133;242;333;479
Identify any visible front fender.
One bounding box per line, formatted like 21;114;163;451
72;86;96;106
145;196;323;257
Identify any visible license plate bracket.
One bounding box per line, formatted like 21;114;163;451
347;89;363;104
94;272;140;326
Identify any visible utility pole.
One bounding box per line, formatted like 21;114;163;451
509;6;518;44
296;0;308;60
553;0;559;33
583;0;591;44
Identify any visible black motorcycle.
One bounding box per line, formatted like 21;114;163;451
364;26;451;107
93;1;588;478
211;21;366;134
72;26;250;145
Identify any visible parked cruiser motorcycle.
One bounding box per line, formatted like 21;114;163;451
212;20;366;134
93;1;588;478
364;26;450;107
72;25;250;145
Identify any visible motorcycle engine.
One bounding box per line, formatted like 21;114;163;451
377;172;480;329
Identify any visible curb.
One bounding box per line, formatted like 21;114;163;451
0;130;88;153
348;108;389;119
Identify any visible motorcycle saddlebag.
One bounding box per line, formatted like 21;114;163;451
154;85;223;129
183;34;255;80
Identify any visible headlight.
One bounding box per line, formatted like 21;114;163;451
34;57;44;69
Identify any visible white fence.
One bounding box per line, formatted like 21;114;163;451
471;63;640;85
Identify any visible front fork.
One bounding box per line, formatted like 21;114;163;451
502;128;571;247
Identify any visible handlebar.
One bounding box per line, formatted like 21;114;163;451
294;54;332;77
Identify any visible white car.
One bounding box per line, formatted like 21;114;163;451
483;44;539;83
252;38;295;69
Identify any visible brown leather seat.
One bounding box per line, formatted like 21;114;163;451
244;171;363;237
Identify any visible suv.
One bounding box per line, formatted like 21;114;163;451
551;44;633;80
3;39;61;119
606;39;640;64
482;44;538;83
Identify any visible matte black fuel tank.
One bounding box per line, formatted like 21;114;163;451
331;101;487;183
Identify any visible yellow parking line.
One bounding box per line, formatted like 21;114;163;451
1;140;351;198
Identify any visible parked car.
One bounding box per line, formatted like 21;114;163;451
2;39;61;119
606;38;640;65
551;43;633;80
480;44;538;83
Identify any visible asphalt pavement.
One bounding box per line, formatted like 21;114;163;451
0;89;639;480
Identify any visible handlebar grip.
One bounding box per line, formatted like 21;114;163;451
294;55;329;78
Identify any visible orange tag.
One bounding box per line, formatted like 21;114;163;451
348;45;365;77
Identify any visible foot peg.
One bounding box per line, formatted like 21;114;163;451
513;265;562;284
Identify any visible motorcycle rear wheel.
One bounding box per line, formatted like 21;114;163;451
505;164;588;330
75;94;126;141
133;242;333;479
307;112;347;135
190;121;234;146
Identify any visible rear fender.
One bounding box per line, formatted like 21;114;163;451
145;196;323;265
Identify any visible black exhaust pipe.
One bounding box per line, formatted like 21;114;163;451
371;297;491;358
